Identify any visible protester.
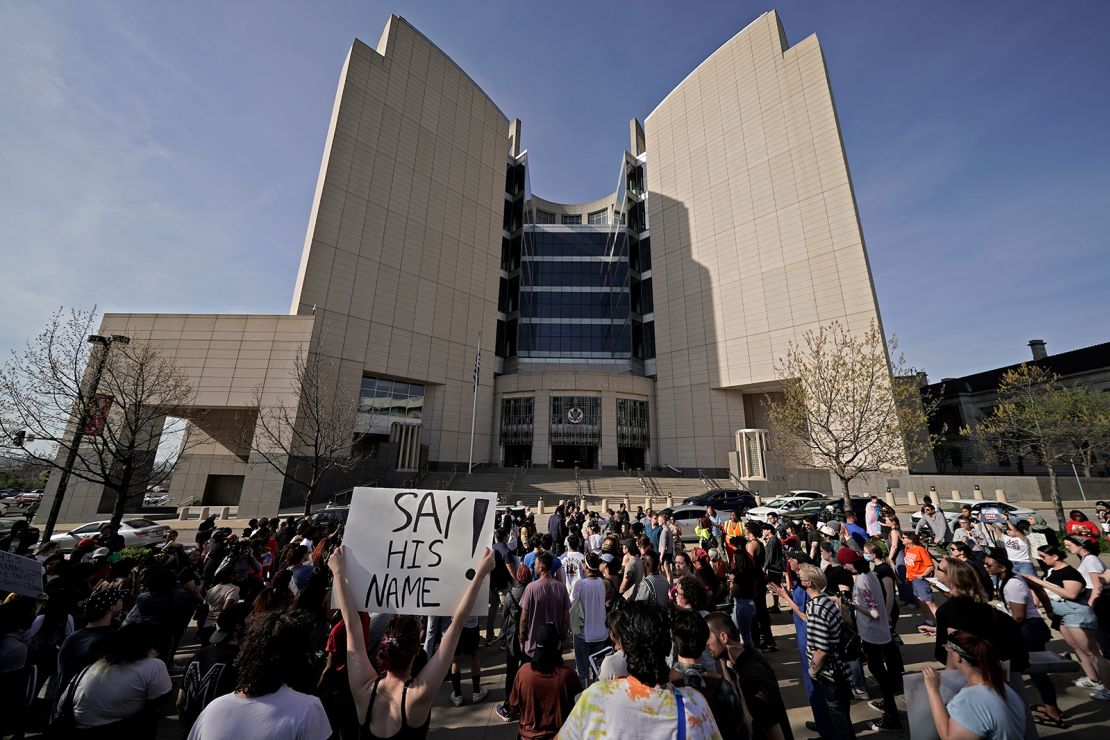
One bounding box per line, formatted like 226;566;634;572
997;519;1036;576
1066;511;1101;545
669;609;749;740
901;531;936;621
496;563;532;719
704;611;789;740
1023;544;1110;700
519;551;571;661
68;619;173;739
915;503;951;546
500;623;581;739
923;631;1027;739
179;601;251;735
448;614;488;707
326;544;494;739
796;564;854;739
560;600;720;738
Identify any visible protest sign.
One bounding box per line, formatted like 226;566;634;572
977;506;1008;525
339;487;497;616
0;549;45;598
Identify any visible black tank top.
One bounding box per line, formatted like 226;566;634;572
361;679;430;740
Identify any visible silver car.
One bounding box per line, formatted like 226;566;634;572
50;518;170;552
910;499;1045;529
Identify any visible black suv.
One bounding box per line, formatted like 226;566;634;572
681;488;758;513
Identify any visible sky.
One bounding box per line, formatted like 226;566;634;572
1;0;1108;381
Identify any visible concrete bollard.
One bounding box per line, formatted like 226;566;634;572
537;498;545;515
906;491;918;506
995;489;1007;503
601;498;608;513
200;506;210;520
558;499;565;508
623;497;630;512
950;490;960;501
666;495;674;509
972;486;983;500
885;490;896;507
178;507;190;520
516;500;524;507
219;506;231;519
646;496;653;511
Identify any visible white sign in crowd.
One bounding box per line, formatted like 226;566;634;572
337;487;497;617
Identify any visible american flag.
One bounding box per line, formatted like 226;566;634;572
473;346;481;390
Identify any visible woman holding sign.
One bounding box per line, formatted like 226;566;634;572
328;544;495;739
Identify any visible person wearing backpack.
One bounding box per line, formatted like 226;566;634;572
797;564;856;739
495;564;533;722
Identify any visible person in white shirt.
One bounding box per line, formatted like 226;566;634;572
570;553;611;687
188;611;331;740
561;536;587;594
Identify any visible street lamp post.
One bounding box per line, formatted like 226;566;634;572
40;334;130;540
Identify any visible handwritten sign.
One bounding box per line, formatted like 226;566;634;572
0;549;45;598
339;487;497;616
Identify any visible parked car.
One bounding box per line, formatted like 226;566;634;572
659;505;712;546
783;496;871;526
15;491;42;506
142;492;170;507
681;488;758;513
50;518;169;552
910;499;1045;529
745;490;828;522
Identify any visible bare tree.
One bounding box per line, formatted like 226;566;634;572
0;308;201;532
764;320;939;505
963;365;1110;530
243;347;370;517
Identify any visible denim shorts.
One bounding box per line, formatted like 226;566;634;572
1052;598;1099;630
1011;561;1036;576
910;577;934;602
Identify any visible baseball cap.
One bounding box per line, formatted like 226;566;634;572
785;547;811;565
210;601;251;644
92;547;110;559
600;553;614;563
818;524;838;538
836;546;861;565
533;623;562;661
76;538;98;549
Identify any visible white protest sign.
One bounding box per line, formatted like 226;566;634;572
0;549;45;598
339;487;497;616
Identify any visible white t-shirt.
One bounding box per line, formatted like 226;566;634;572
1077;553;1106;590
572;576;610;642
187;684;332;740
587;533;604;553
562;551;586;593
1001;576;1039;618
1002;534;1031;564
73;657;173;727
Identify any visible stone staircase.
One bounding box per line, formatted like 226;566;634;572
426;468;731;509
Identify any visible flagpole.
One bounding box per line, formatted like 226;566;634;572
468;333;481;474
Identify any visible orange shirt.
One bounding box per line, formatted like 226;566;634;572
903;544;933;582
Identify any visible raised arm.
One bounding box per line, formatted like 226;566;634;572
410;548;495;699
327;546;378;713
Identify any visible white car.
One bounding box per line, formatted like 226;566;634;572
745;490;827;523
50;518;170;552
911;499;1045;529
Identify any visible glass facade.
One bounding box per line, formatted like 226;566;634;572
616;399;650;448
358;377;425;421
499;397;534;445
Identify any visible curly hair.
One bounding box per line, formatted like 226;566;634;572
674;574;709;611
234;609;316;696
616;600;671;687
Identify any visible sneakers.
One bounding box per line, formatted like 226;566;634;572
1092;688;1110;701
450;692;464;707
867;700;888;714
870;718;902;732
1074;677;1104;689
495;703;516;721
851;687;869;701
472;688;489;704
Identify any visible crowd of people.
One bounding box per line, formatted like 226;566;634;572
1;497;1109;739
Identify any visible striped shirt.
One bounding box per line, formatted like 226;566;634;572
804;594;843;682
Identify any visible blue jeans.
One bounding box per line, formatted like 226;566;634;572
573;634;610;688
1012;561;1036;576
732;598;756;648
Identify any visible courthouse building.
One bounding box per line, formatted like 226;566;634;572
44;10;885;519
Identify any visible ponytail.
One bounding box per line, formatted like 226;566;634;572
948;631;1006;695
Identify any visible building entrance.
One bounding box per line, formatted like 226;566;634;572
618;446;645;471
503;444;532;467
551;445;598;469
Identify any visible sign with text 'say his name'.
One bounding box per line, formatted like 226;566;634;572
341;487;497;617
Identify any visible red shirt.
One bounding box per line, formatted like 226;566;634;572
1066;520;1100;543
507;664;582;740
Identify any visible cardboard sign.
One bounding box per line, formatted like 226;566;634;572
339;487;496;616
0;549;45;598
